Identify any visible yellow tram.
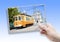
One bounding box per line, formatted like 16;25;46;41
13;13;34;28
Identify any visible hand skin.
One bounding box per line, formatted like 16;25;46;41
39;23;60;42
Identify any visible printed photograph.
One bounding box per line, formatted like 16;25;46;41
8;4;46;33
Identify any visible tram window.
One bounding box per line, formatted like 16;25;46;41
15;17;17;21
19;16;21;20
26;17;30;20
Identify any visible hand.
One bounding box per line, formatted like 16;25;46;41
39;23;60;42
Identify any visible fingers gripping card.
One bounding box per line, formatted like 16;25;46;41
8;4;46;34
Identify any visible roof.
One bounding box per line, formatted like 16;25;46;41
22;13;32;17
13;13;32;17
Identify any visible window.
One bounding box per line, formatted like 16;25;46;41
15;17;17;21
14;16;22;21
19;16;21;20
26;17;30;20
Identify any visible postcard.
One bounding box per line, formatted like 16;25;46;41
8;4;46;34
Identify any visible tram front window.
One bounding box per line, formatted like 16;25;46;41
15;17;17;21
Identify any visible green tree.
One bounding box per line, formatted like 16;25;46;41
8;8;21;23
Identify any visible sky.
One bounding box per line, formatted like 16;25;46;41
0;0;60;42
